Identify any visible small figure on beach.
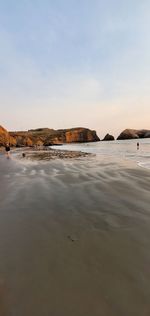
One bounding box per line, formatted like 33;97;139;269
5;143;10;158
137;142;139;150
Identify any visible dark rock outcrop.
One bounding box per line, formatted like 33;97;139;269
102;133;115;141
17;149;90;161
117;129;150;140
10;127;100;147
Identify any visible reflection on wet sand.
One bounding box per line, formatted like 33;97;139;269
0;153;150;316
0;280;9;316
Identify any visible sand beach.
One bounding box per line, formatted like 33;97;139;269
0;141;150;316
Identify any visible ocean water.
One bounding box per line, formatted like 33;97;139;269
0;140;150;316
52;138;150;169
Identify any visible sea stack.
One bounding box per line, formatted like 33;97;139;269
102;133;115;141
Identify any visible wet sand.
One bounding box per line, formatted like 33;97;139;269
0;152;150;316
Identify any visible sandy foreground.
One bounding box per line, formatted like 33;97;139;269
0;150;150;316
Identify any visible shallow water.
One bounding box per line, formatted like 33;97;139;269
52;138;150;169
0;142;150;316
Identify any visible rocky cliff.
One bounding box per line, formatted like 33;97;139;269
0;125;16;147
117;129;150;140
9;127;100;147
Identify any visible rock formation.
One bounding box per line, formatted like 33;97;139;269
17;149;90;161
102;133;115;141
117;129;150;140
9;127;100;147
0;125;16;147
44;128;100;145
1;124;150;147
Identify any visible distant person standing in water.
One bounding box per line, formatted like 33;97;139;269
5;143;10;157
137;142;139;150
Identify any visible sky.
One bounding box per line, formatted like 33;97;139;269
0;0;150;138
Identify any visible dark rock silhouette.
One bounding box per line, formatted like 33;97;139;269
102;134;114;141
117;129;150;140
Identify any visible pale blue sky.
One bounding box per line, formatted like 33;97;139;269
0;0;150;137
